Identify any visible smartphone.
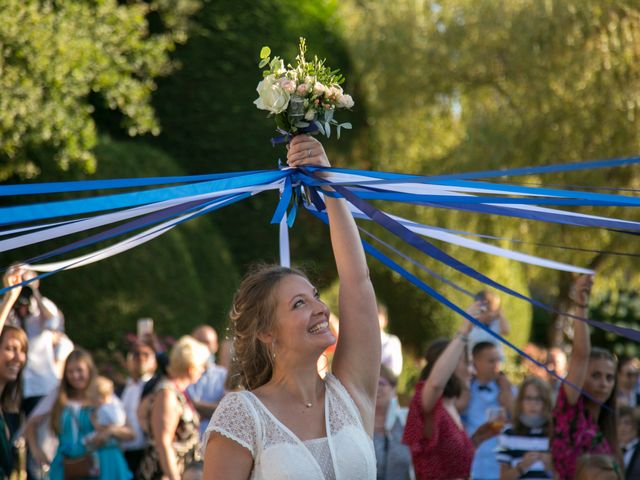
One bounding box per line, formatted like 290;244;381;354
137;318;154;337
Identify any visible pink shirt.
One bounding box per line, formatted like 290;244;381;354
551;386;613;479
403;381;474;479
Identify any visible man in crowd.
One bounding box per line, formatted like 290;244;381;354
463;341;515;480
118;337;158;474
378;303;403;377
187;325;227;437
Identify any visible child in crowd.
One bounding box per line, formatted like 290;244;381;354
85;375;132;479
497;376;554;479
88;376;128;440
617;405;640;479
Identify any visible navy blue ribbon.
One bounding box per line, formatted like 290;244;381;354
327;182;640;343
270;123;320;146
308;202;600;404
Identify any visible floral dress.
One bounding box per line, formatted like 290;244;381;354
551;387;612;479
137;380;200;479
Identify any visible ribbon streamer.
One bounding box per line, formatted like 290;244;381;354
1;160;639;363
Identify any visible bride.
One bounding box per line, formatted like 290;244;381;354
202;134;380;479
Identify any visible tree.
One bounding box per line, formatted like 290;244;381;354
0;0;199;181
144;0;362;272
340;0;640;349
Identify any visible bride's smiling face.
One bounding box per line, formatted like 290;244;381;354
270;274;335;356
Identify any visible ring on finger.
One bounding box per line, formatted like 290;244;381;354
307;149;312;158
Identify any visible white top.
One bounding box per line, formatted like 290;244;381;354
120;375;153;451
380;332;403;377
468;319;505;358
23;329;74;398
96;396;127;427
203;374;376;479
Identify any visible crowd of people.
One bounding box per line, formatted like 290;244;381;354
0;136;638;480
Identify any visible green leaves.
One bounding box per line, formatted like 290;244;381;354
260;46;271;59
259;45;271;68
0;0;199;180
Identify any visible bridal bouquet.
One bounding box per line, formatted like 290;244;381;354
254;38;353;143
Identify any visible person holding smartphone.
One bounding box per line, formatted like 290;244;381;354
467;290;510;360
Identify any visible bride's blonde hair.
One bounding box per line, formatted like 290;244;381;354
229;264;307;390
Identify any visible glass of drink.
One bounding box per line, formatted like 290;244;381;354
486;406;506;432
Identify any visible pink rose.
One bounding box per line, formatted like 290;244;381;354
296;83;308;95
279;78;296;94
313;82;326;95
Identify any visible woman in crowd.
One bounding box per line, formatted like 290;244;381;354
0;267;29;476
403;320;495;479
203;135;380;479
34;349;132;479
137;335;209;480
574;455;622;480
497;376;553;479
551;274;622;479
0;325;28;478
374;365;413;480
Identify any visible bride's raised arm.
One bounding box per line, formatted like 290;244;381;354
288;135;380;432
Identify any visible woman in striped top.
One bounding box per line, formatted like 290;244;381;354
497;376;554;479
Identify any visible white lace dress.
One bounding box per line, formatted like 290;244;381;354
203;373;376;479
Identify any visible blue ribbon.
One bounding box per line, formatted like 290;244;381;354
308;202;601;404
326;182;640;343
1;192;250;280
0;170;287;226
0;170;271;196
319;155;640;182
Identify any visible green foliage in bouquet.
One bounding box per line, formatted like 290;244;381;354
254;38;353;139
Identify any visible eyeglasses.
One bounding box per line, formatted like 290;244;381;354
523;395;544;403
378;378;392;387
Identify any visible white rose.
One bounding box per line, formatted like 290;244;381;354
328;85;343;99
337;93;354;109
304;109;316;121
254;75;290;114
